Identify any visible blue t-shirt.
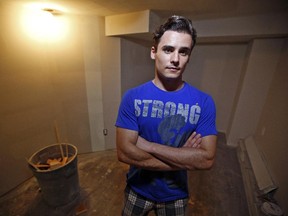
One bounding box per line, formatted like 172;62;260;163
115;81;217;202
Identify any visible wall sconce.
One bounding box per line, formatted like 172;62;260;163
21;4;69;42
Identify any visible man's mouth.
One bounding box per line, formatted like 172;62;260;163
166;66;180;71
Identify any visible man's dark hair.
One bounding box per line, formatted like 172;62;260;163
153;15;197;50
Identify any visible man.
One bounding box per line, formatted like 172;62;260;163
115;15;217;216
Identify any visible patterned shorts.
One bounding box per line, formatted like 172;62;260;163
122;186;188;216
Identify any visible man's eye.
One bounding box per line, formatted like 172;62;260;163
163;47;174;53
179;49;190;56
179;52;188;56
164;49;172;54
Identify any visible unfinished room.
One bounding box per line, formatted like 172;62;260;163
0;0;287;215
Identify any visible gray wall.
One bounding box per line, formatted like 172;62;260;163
121;38;154;94
254;38;288;212
0;3;120;195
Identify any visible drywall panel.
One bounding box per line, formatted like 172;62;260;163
81;15;105;151
254;38;288;213
100;19;121;150
105;10;150;36
227;38;284;146
184;44;248;133
121;38;154;95
0;3;91;195
244;136;276;193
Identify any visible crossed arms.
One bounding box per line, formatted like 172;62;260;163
116;127;217;171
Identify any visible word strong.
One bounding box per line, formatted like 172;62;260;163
134;99;201;125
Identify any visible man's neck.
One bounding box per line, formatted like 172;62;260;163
152;78;184;92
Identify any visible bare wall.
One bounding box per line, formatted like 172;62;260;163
184;44;248;133
121;38;154;95
227;39;284;146
101;21;121;150
254;38;288;213
0;3;94;195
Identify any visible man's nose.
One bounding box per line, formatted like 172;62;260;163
170;52;179;65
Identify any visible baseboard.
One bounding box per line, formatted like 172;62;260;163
237;139;263;216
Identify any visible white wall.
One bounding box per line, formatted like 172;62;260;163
227;39;285;146
185;43;248;133
0;2;118;196
82;15;105;151
101;23;121;150
254;38;288;213
121;38;154;94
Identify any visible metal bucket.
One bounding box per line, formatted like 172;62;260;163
28;143;80;207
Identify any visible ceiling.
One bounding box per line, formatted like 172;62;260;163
4;0;288;19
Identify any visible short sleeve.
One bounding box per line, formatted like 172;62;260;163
115;91;139;131
195;95;217;137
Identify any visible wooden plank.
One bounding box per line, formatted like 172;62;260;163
237;140;259;216
244;136;277;194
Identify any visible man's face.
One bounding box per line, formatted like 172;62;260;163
151;30;192;82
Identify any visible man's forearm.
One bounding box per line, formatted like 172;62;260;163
136;136;216;170
117;145;180;171
116;127;181;171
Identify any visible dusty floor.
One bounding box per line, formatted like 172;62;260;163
0;133;250;216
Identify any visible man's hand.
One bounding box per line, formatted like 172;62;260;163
183;131;202;148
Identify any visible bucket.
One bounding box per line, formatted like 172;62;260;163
28;143;80;207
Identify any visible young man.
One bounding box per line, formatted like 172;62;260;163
115;15;217;216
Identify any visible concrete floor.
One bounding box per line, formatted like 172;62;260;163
0;133;250;216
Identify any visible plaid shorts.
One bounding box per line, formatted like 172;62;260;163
122;186;188;216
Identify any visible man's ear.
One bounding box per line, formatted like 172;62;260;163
151;46;156;60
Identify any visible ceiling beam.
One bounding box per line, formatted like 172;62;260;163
105;10;288;43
